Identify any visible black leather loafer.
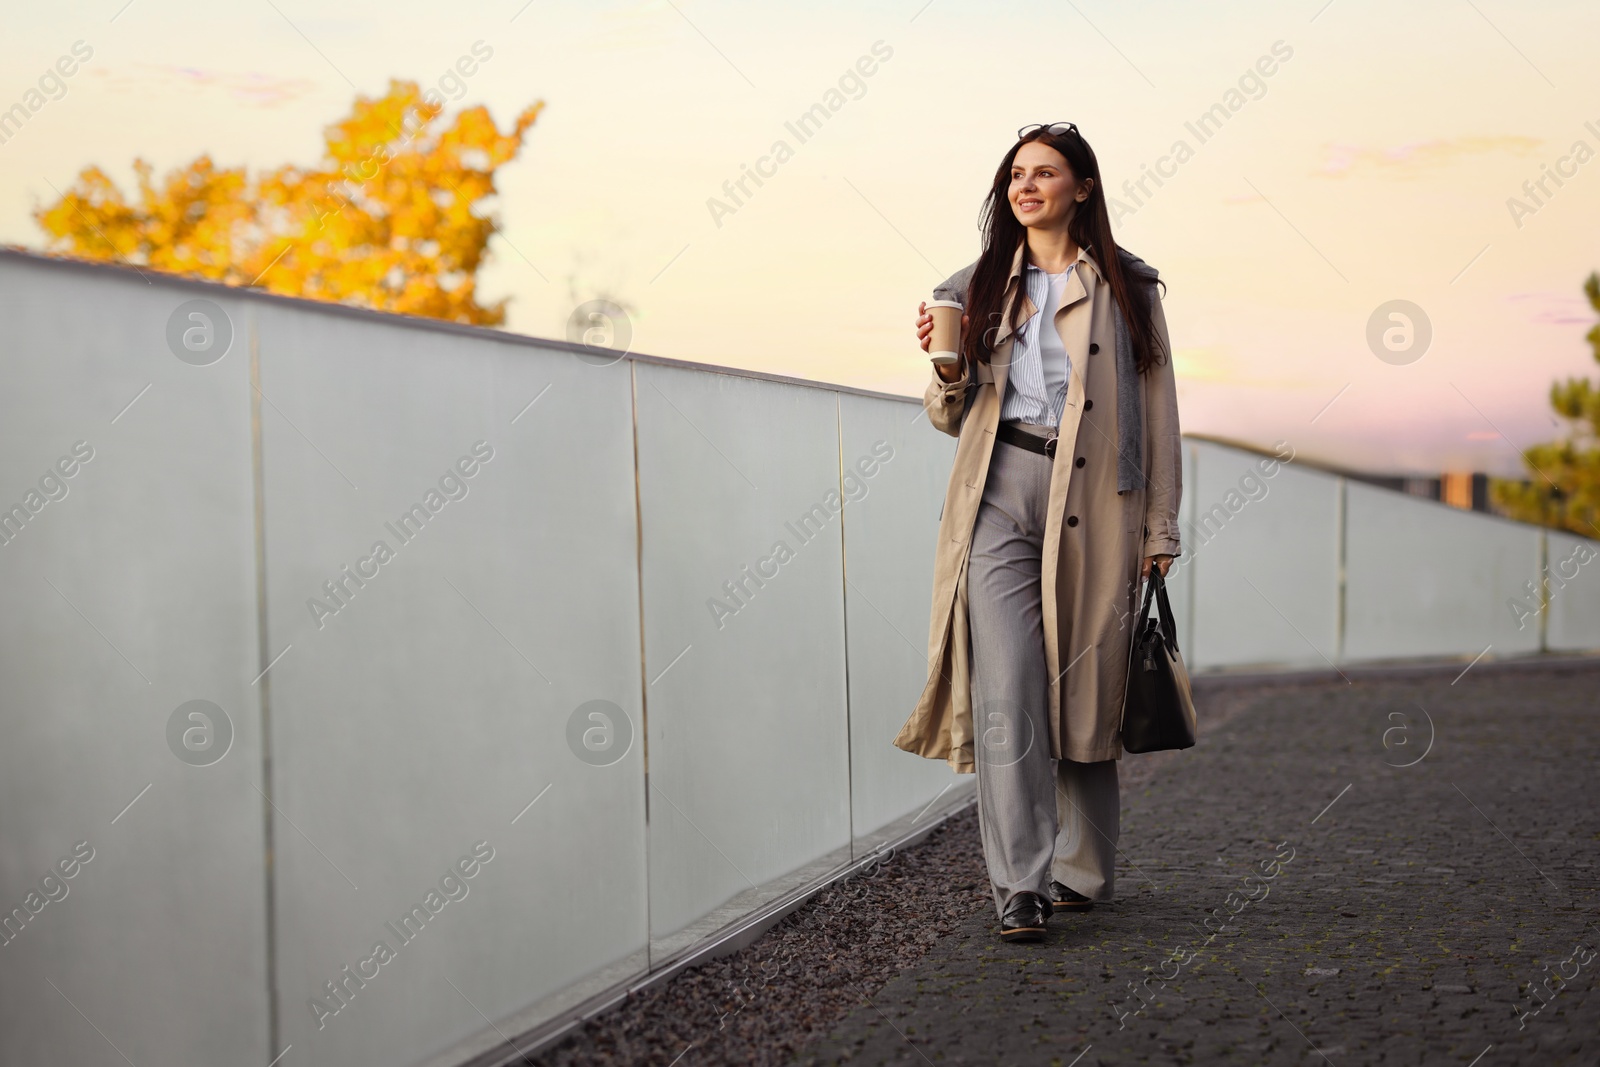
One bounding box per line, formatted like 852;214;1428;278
1050;880;1094;912
999;892;1048;942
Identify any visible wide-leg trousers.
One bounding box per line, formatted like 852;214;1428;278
968;430;1120;920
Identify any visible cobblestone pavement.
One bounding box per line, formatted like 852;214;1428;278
794;661;1600;1066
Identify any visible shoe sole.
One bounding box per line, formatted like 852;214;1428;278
999;925;1045;942
1052;900;1094;913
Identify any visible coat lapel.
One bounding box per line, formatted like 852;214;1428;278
1054;264;1089;319
990;242;1030;407
991;241;1098;418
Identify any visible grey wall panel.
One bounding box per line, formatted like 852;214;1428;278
1162;441;1199;662
1545;531;1600;652
0;263;269;1064
1343;482;1542;661
634;362;851;955
1184;441;1341;670
838;393;961;846
252;306;648;1065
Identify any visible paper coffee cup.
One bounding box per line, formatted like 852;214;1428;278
926;300;963;366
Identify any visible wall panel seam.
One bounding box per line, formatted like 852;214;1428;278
248;306;281;1060
835;395;855;855
629;360;654;958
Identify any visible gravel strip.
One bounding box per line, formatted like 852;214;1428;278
521;807;991;1067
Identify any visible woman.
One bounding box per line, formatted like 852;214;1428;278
892;123;1182;943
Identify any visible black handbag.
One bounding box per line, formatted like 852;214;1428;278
1120;567;1197;753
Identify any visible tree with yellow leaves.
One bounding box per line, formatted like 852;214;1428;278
33;79;542;325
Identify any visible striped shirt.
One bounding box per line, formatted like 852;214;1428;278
998;262;1075;427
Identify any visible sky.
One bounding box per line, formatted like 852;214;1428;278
3;0;1598;476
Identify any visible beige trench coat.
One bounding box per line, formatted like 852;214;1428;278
892;240;1183;772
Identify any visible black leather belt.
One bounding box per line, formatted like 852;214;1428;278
997;420;1058;459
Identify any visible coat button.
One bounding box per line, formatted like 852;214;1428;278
1089;343;1100;354
1075;456;1085;468
1084;399;1094;411
1066;515;1079;527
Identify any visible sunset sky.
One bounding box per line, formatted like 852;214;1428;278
4;0;1598;476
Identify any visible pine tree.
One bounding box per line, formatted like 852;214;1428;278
1490;272;1600;539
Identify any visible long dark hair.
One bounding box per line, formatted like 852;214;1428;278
961;126;1167;374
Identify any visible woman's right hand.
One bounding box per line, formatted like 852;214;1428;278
916;301;969;382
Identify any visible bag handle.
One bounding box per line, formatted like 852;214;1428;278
1137;566;1180;654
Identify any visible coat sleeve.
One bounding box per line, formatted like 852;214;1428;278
1141;288;1183;557
923;364;973;437
921;257;981;438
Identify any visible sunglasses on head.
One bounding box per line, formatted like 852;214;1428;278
1017;122;1079;140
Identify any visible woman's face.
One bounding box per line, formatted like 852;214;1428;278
1008;140;1092;230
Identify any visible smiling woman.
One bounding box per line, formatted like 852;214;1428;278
899;122;1184;944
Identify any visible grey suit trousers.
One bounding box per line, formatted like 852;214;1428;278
968;430;1120;920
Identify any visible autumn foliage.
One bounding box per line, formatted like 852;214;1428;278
33;79;542;325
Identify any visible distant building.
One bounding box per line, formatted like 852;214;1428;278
1359;471;1491;513
1186;435;1498;515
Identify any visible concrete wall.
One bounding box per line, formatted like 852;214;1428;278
2;252;1596;1066
1544;530;1600;653
0;253;962;1067
0;254;269;1067
1168;438;1600;670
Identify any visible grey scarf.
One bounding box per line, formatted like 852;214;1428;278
931;246;1158;493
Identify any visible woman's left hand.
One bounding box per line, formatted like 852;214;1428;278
1141;554;1174;580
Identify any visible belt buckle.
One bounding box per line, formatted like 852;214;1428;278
1043;434;1058;459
